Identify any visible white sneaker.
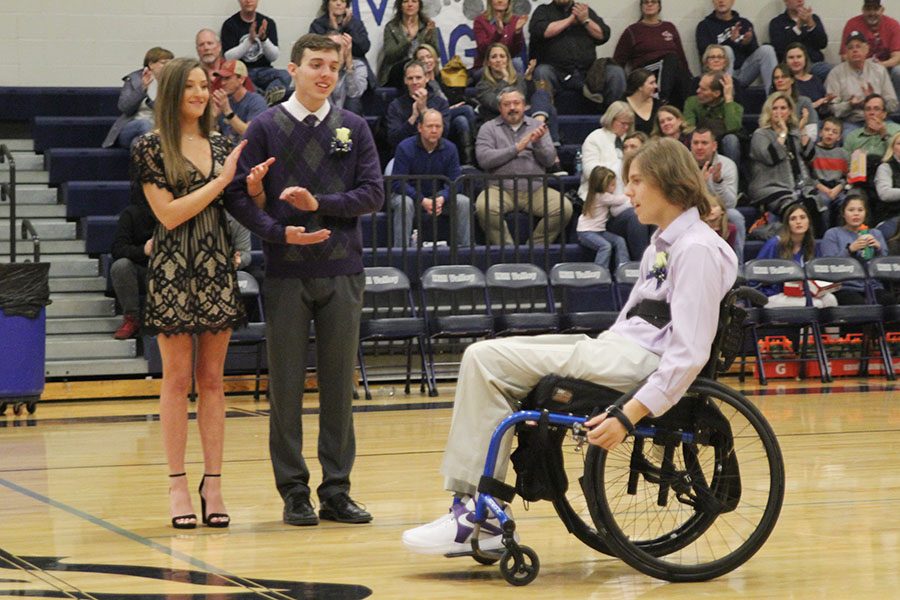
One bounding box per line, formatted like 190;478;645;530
402;498;513;555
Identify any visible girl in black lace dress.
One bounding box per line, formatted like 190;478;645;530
132;57;248;529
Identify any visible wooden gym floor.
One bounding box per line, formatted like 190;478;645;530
0;375;898;599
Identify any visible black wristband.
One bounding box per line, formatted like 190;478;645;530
224;112;236;120
605;404;635;435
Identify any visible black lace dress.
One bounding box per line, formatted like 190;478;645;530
132;132;246;335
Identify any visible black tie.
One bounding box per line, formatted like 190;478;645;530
615;137;624;150
303;114;318;128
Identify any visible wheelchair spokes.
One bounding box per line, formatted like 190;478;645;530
585;380;784;582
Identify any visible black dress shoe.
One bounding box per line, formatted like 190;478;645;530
283;495;319;526
319;492;372;524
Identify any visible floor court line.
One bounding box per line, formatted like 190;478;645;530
0;478;296;600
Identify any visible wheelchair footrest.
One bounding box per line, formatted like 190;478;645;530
478;475;516;504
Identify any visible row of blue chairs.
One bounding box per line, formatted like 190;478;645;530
743;256;900;383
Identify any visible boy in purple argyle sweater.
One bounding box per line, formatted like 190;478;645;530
225;34;384;526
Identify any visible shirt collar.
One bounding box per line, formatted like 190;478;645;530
282;94;331;126
652;207;701;252
416;136;445;153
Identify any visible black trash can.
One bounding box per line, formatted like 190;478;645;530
0;263;51;415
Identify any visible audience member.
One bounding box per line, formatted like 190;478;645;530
810;117;850;225
476;43;557;142
820;194;894;304
474;88;572;246
768;0;831;81
390;109;471;247
844;93;900;156
755;202;836;307
624;69;660;135
683;71;743;165
690;127;745;262
652;104;691;146
102;47;173;149
695;0;778;91
473;0;528;75
772;63;818;141
221;0;292;104
323;31;367;111
529;0;625;104
613;0;692;106
840;0;900;97
413;44;477;164
874;130;900;225
577;165;630;269
578;102;652;259
110;197;155;340
377;0;438;88
826;31;899;134
704;194;738;252
309;0;374;113
212;60;267;144
784;42;834;115
384;61;450;149
749;92;815;217
196;29;255;94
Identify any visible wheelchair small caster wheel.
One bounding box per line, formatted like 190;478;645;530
26;402;36;414
472;552;500;566
13;402;24;416
0;402;7;416
500;545;539;586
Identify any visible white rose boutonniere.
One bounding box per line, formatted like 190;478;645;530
648;251;668;288
330;127;353;155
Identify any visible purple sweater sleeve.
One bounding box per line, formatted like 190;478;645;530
224;115;287;244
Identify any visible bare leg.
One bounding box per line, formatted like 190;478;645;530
194;329;232;523
157;333;196;525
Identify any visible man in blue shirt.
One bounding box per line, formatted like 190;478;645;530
390;109;471;247
211;59;267;144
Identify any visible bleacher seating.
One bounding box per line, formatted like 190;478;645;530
33;116;116;151
63;181;131;218
46;148;130;184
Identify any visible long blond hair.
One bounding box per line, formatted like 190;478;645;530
154;58;214;189
482;43;518;85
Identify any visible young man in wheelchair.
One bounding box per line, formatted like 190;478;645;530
402;138;740;556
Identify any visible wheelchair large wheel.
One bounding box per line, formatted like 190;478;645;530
583;379;784;582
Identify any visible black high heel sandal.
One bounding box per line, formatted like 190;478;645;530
169;473;197;530
199;474;230;528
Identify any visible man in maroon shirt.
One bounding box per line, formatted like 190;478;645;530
840;0;900;97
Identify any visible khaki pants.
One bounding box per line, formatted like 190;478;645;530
441;331;660;495
475;186;572;246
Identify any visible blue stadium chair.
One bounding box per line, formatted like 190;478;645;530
32;116;115;151
358;266;436;400
486;263;559;336
46;148;129;184
744;258;831;384
549;262;618;334
82;215;118;255
806;257;895;380
614;261;642;307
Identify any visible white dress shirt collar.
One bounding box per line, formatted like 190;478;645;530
282;95;331;126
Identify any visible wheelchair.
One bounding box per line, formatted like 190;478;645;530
450;286;785;586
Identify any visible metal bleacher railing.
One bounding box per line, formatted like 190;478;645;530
1;143;41;263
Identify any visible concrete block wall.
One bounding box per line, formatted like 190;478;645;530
0;0;875;87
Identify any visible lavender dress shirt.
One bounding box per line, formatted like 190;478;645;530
609;207;738;415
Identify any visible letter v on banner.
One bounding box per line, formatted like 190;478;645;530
355;0;390;25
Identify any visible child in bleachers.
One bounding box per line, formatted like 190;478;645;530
576;166;630;270
810;117;849;227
